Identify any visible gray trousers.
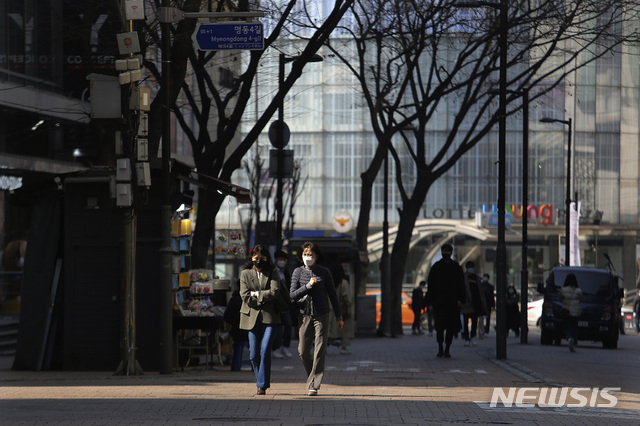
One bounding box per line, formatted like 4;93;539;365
298;313;329;390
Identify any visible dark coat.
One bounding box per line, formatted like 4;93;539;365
223;291;249;342
427;257;466;331
411;286;425;313
290;264;342;320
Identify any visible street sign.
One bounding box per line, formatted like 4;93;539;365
193;22;264;51
268;120;290;148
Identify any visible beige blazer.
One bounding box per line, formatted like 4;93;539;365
239;267;281;330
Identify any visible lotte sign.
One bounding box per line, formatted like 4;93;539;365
193;22;264;51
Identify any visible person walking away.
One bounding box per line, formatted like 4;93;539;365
271;250;293;359
634;289;640;335
559;273;584;352
239;244;282;395
223;285;249;371
328;263;353;354
481;274;495;336
506;285;521;337
426;244;466;358
411;281;427;335
290;241;343;396
460;261;487;346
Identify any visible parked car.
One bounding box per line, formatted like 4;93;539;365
537;266;623;349
527;297;543;328
365;290;415;325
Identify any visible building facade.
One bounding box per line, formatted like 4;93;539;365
231;30;640;292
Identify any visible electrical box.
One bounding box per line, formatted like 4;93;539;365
130;87;151;111
136;138;148;161
137;114;148;136
116;183;132;207
86;73;121;119
135;162;151;187
124;0;145;20
116;158;131;182
116;32;141;55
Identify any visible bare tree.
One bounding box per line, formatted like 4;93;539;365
318;0;640;335
141;0;354;267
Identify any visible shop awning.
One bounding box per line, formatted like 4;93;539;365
170;159;251;204
0;153;89;191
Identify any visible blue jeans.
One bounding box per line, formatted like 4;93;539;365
563;316;579;342
248;319;275;390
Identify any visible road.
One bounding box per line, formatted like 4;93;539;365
0;325;638;425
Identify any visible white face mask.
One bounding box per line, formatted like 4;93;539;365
276;260;286;269
303;256;315;267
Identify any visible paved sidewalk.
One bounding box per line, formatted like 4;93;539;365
1;328;639;425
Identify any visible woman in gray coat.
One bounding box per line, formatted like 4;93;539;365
239;244;282;395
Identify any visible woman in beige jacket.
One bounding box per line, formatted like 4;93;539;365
239;244;282;395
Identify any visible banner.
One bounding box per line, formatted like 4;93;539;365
569;201;581;266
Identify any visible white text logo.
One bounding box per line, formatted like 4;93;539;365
490;387;620;408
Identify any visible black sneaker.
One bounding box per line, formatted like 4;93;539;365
436;351;444;358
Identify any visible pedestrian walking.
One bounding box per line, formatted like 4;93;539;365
411;281;427;335
239;244;282;395
328;262;353;354
223;285;249;372
426;244;466;358
634;289;640;335
506;285;521;337
460;261;487;347
559;273;584;352
271;250;293;359
290;241;343;396
481;273;495;336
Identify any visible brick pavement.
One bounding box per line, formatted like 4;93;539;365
0;328;639;425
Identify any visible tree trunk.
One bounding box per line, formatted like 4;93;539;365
355;146;384;294
190;188;225;269
389;180;431;335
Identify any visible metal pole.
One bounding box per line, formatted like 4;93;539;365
565;118;572;266
520;89;529;344
276;54;285;253
159;1;173;374
495;0;508;359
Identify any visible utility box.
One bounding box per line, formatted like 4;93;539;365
86;74;121;119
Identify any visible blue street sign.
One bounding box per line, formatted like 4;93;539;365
193;22;264;51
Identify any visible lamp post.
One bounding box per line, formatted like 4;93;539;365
517;89;529;344
379;140;391;337
454;0;508;359
159;0;173;374
272;53;323;253
540;117;572;266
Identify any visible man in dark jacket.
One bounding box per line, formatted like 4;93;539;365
411;281;426;335
460;261;487;346
427;244;466;358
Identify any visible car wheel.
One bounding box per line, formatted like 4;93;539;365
602;336;618;349
540;331;553;345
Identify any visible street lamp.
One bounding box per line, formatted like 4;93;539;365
540;117;572;266
454;0;508;359
271;53;323;253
